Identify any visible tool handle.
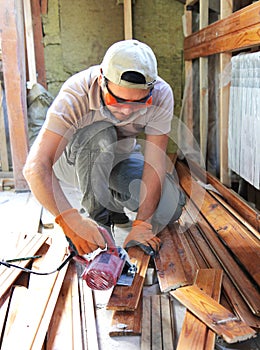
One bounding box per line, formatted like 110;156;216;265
98;226;118;256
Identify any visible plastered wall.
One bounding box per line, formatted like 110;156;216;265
42;0;184;151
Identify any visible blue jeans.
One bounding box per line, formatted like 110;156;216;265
53;122;186;233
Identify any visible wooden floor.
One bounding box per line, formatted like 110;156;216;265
0;171;260;350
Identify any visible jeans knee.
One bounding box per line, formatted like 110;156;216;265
66;122;117;165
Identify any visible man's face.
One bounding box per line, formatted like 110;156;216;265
100;78;152;121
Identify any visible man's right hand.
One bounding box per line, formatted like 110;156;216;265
55;208;106;255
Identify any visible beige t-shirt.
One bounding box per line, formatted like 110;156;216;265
43;65;174;152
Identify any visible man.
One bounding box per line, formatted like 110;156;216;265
23;39;185;257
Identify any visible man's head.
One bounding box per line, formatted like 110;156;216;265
99;40;157;119
101;39;157;89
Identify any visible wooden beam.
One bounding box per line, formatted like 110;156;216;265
219;0;232;186
0;83;9;171
31;0;47;89
184;2;260;60
124;0;132;40
0;0;29;190
199;0;209;166
23;0;37;89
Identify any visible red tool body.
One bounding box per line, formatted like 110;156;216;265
80;226;126;290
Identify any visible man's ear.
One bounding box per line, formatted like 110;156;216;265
98;74;102;87
98;72;106;90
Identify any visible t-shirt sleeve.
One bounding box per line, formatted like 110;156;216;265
43;73;91;140
144;80;174;135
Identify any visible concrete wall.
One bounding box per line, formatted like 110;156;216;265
42;0;184;151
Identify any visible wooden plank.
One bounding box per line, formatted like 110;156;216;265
0;233;49;298
151;295;162;349
23;0;37;89
1;285;27;343
171;285;256;344
181;208;260;329
124;0;132;40
106;246;150;311
184;158;260;233
153;226;190;292
210;191;260;241
0;0;29;190
170;223;198;283
110;296;142;336
31;0;47;89
177;269;222;350
141;295;174;350
179;186;260;316
1;238;68;350
161;294;175;350
47;262;83;350
184;2;260;59
79;279;99;350
176;161;260;287
30;261;69;350
141;296;151;350
0;83;9;171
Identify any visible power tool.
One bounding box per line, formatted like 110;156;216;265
0;227;137;291
74;226;137;291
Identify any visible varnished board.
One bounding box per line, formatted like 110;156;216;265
154;226;190;292
141;294;174;350
171;285;256;344
107;246;150;311
183;211;260;329
109;294;142;336
182;198;260;316
176;161;260;288
177;269;223;350
184;2;260;60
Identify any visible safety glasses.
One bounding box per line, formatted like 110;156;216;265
103;79;153;108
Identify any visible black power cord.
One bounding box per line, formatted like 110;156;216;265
0;251;76;275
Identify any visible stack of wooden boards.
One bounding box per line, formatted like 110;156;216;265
106;160;260;349
0;158;259;349
0;192;99;350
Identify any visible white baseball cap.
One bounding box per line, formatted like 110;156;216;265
101;39;157;89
